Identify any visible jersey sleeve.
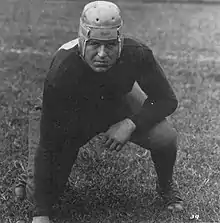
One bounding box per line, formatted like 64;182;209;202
129;47;178;130
30;51;80;217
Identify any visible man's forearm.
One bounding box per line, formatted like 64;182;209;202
28;111;64;217
129;98;178;130
30;144;56;217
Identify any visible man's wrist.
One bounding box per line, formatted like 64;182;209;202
32;216;50;223
125;118;136;131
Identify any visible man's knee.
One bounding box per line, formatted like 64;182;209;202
148;120;177;149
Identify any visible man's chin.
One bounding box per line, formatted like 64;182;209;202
91;64;111;72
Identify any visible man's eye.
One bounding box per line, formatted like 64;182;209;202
107;43;117;48
88;40;117;49
90;41;100;46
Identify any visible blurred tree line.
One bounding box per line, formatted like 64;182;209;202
0;0;219;37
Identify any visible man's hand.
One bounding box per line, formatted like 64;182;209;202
102;118;136;152
32;216;50;223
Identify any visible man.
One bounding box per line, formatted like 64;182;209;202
15;1;183;222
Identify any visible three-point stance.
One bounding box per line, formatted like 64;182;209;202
15;1;183;222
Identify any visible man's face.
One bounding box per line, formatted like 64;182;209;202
84;39;119;72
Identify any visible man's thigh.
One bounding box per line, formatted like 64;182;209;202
130;119;177;150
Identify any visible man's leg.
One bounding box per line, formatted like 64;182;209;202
53;134;88;199
123;81;183;210
131;120;177;186
130;120;183;210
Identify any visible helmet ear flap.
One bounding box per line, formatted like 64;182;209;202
118;36;123;58
78;37;87;58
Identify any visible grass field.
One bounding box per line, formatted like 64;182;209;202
0;1;220;223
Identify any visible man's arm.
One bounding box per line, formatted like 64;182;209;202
129;48;178;130
31;80;65;216
29;53;79;217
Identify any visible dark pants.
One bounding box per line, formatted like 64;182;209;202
24;81;178;215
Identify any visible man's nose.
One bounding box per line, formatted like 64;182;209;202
97;45;107;58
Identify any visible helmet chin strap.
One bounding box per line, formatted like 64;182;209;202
80;38;88;58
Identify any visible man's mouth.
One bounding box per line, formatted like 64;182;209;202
94;61;109;66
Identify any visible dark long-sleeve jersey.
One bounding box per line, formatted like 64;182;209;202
31;37;178;217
